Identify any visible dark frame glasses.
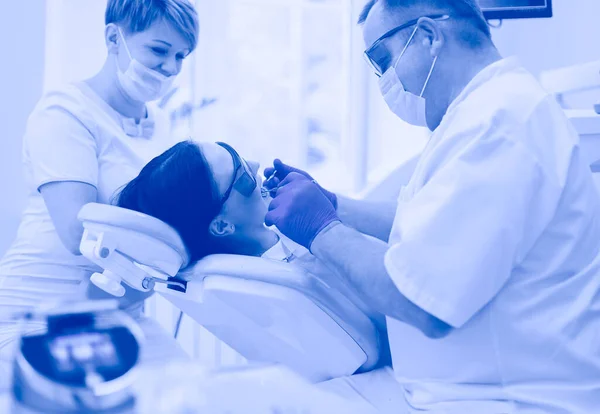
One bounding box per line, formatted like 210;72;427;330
364;14;449;77
215;142;257;204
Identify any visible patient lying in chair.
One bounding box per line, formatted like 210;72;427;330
112;140;403;412
114;140;386;333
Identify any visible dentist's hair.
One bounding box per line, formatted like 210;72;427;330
115;140;223;264
105;0;200;51
358;0;491;46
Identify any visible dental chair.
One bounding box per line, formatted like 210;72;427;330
77;203;381;383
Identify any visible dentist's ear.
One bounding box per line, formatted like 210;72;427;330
209;217;235;238
105;24;120;54
417;18;445;58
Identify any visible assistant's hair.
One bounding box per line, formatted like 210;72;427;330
105;0;199;50
115;140;222;264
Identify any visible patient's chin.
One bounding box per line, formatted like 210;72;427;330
224;226;276;257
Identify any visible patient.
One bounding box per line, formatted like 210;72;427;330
115;140;402;411
116;140;284;261
115;140;387;330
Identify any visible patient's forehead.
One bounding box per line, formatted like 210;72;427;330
199;142;234;198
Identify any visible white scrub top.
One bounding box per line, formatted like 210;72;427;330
384;57;600;413
0;82;179;317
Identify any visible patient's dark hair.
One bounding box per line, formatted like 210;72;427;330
115;140;222;263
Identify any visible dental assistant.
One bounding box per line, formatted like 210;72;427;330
264;0;600;412
0;0;199;382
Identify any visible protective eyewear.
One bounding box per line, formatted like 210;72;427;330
363;14;449;77
215;142;257;204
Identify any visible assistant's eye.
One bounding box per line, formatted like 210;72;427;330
150;47;168;56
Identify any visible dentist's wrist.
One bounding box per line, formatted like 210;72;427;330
312;180;338;210
308;220;343;254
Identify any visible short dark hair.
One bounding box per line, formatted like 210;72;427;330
359;0;377;25
358;0;491;43
115;141;223;264
105;0;200;51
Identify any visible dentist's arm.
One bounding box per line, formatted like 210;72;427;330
265;174;452;339
311;222;451;339
335;196;397;242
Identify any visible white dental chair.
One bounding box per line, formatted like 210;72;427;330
77;203;381;383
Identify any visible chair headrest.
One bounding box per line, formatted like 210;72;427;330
78;203;190;268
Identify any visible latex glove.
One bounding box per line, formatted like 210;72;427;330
265;173;340;251
264;159;338;209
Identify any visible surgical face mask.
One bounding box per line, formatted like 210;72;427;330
116;28;175;102
378;26;438;128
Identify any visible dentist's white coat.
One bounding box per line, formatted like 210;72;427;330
384;57;600;413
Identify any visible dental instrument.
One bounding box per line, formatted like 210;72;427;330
261;169;278;198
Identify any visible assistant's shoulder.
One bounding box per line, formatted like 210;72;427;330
26;83;100;130
34;83;91;112
24;83;98;143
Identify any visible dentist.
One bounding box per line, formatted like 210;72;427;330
0;0;198;382
264;0;600;412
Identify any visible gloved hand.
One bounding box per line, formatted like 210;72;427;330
264;159;338;209
265;173;340;251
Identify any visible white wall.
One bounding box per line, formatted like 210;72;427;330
491;0;600;78
490;0;600;107
0;1;46;256
43;0;107;92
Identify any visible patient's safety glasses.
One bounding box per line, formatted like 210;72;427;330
216;142;257;204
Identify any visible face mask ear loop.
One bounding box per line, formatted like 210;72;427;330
392;25;419;72
420;54;438;97
117;27;133;61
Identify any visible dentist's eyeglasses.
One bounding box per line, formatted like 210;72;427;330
363;14;449;77
215;142;257;204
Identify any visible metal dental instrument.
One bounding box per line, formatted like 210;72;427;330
261;169;278;197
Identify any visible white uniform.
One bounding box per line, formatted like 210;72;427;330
0;82;184;386
384;57;600;413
